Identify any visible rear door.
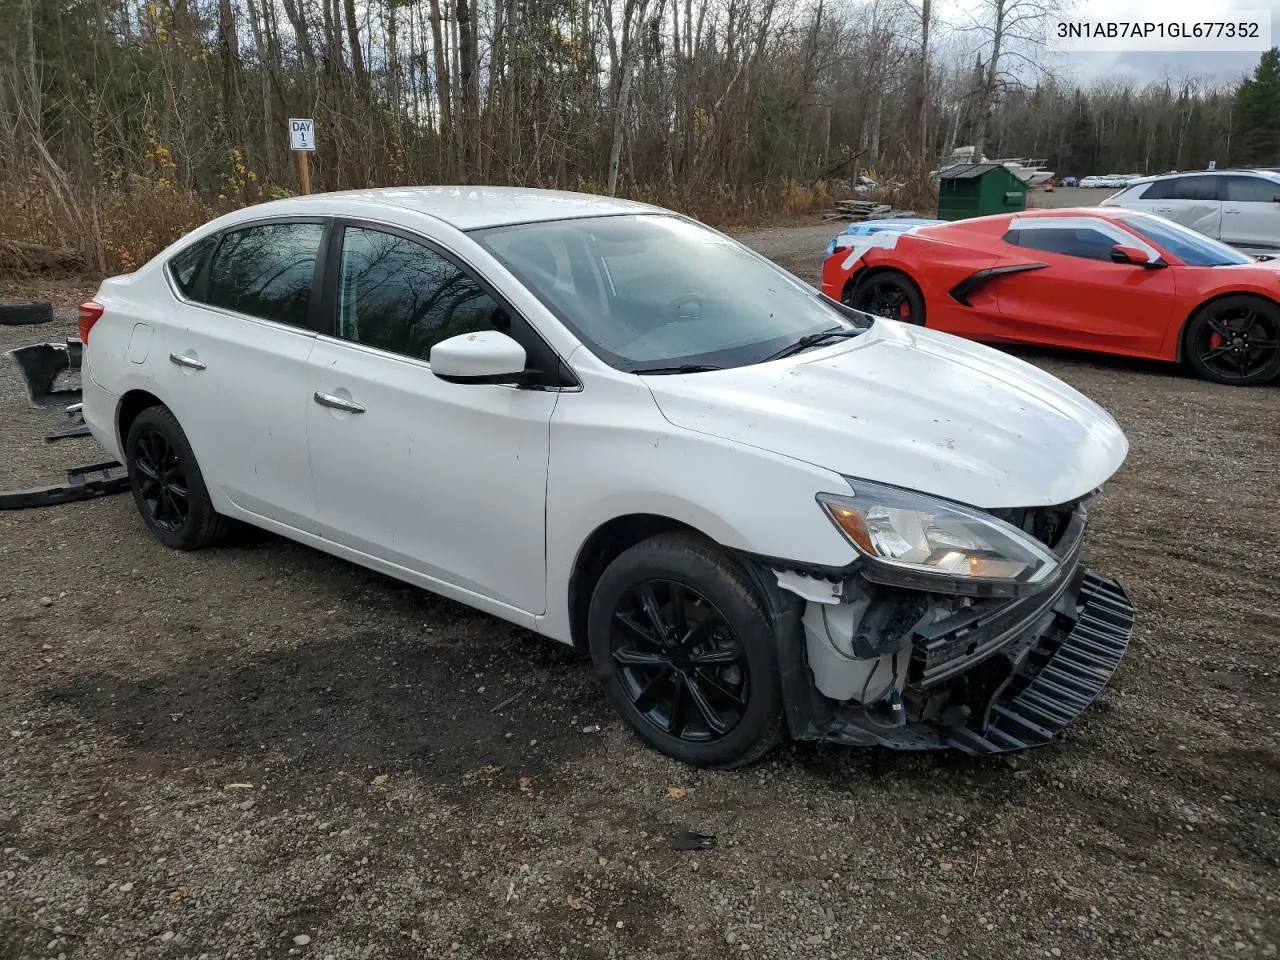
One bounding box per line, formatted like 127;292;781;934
989;218;1177;357
1139;175;1223;237
1218;174;1280;254
167;218;326;532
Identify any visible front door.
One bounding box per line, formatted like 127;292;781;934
1219;174;1280;254
990;218;1177;357
305;222;559;615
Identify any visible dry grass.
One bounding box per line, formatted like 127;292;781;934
0;170;851;281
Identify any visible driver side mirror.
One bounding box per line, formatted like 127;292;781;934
430;330;530;385
1110;244;1166;269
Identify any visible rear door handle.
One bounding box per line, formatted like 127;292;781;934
313;391;365;414
1224;207;1241;215
169;352;206;370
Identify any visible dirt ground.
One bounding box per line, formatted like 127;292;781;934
1;210;1277;960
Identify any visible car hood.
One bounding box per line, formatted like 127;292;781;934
644;321;1129;509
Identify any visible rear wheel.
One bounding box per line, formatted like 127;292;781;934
845;270;926;325
125;405;227;549
1184;295;1280;386
587;533;783;768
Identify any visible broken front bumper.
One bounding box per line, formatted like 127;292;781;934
760;504;1136;755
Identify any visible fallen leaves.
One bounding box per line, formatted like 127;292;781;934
666;786;689;800
223;783;253;790
167;887;188;903
566;894;585;910
371;774;388;787
518;776;534;793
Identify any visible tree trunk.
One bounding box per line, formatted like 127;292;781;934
343;0;369;98
427;0;452;140
970;0;1005;163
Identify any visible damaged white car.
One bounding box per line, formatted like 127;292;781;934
78;187;1135;767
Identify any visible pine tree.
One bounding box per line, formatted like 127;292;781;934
1233;48;1280;165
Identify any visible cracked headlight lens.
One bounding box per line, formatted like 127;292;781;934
817;479;1059;585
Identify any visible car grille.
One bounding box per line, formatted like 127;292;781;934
988;498;1085;552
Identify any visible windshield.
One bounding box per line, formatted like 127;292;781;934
471;214;864;371
1121;213;1254;266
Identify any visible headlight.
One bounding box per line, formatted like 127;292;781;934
817;480;1059;587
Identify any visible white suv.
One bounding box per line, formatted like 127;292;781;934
1100;169;1280;256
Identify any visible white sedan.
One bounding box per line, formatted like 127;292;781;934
79;187;1135;766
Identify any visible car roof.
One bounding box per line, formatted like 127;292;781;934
1125;169;1280;185
217;186;666;231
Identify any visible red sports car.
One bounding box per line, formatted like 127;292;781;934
820;208;1280;386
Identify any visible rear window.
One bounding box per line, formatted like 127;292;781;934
167;235;216;297
1143;176;1219;202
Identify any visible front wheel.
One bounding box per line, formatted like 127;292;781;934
1183;295;1280;386
587;533;783;768
845;269;926;325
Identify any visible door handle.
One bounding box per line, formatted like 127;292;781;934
169;352;206;370
1224;207;1241;215
313;391;365;414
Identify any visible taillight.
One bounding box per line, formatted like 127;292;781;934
77;301;104;342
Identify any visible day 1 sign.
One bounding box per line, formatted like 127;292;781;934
289;118;315;152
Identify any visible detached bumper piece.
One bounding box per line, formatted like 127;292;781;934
946;571;1134;755
0;460;130;510
5;337;83;408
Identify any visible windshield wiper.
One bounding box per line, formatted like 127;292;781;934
631;363;725;375
761;327;864;362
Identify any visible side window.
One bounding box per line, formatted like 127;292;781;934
1223;175;1280;203
1138;179;1171;200
1164;176;1218;202
336;226;504;362
204;222;324;327
168;235;216;297
1009;227;1120;262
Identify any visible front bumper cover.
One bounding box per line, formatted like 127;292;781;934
750;504;1136;755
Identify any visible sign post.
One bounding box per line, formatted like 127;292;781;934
288;118;315;194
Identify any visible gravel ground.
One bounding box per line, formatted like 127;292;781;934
1;213;1277;960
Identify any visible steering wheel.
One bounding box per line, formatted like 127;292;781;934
659;293;704;323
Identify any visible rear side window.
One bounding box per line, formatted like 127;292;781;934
1144;176;1218;202
1222;175;1280;203
1007;227;1118;262
168;235;216;297
203;222;324;328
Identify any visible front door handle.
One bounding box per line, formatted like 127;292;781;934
169;352;206;370
1224;207;1241;215
313;391;366;414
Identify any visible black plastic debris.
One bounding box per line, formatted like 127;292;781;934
5;337;83;408
45;424;92;443
668;829;717;852
0;460;129;510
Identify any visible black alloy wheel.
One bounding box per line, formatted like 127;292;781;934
847;270;926;325
124;405;227;549
587;533;783;768
609;578;749;743
132;428;189;532
1185;295;1280;386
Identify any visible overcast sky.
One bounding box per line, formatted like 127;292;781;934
939;0;1275;84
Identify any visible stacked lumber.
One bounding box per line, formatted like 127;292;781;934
821;199;917;222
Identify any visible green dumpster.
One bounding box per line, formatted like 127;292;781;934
937;163;1028;220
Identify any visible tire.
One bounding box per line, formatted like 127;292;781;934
0;300;53;326
1183;294;1280;386
845;269;926;325
124;405;227;550
587;532;783;768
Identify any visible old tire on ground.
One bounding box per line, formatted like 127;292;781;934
124;405;227;550
0;300;54;326
1183;294;1280;387
845;269;926;325
587;532;783;768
